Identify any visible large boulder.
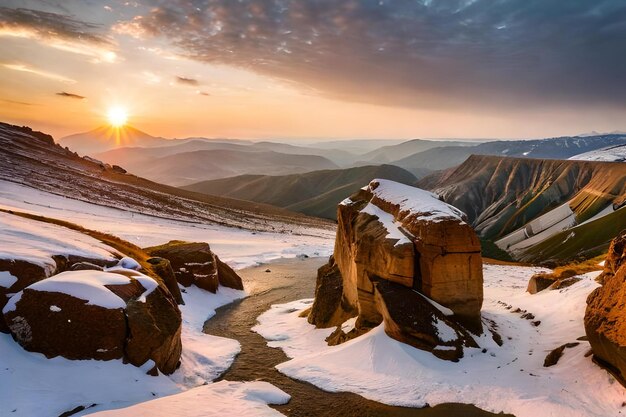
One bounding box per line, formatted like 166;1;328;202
308;179;483;358
374;278;478;361
585;230;626;382
144;241;243;292
0;256;117;333
2;268;182;375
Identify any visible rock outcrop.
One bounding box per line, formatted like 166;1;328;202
144;241;244;292
585;230;626;383
0;256;117;332
2;268;182;375
308;179;483;360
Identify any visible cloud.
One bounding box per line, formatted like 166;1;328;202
56;91;85;99
2;62;75;83
116;0;626;110
176;76;199;86
0;7;117;63
197;91;210;96
1;98;34;106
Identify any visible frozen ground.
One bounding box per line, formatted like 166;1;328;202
0;180;334;269
0;210;119;276
255;264;626;417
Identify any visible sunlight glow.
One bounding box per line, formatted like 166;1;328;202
107;106;128;127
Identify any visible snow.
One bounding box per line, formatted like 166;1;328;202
255;265;626;417
496;203;576;251
0;210;118;276
3;270;132;313
419;292;454;316
0;180;334;270
569;144;626;162
0;279;247;417
117;256;141;270
361;203;411;246
0;270;18;288
49;305;61;312
367;179;466;222
169;285;245;387
432;318;457;342
87;381;290;417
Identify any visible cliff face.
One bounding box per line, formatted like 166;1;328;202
308;179;483;359
585;231;626;384
419;155;626;262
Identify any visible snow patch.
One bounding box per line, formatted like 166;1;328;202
361;203;410;246
255;265;625;417
0;271;18;288
368;179;466;222
49;305;61;312
87;381;290;417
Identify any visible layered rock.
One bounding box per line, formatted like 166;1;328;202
309;179;483;359
2;268;182;374
144;240;244;292
585;229;626;382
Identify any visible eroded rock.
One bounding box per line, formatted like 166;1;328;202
308;179;484;359
585;229;626;384
2;269;182;375
144;240;243;293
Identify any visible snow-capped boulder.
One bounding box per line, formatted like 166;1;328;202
2;269;182;375
144;240;244;292
585;229;626;382
308;179;483;357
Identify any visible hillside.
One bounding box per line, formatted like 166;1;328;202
358;138;470;165
394;134;626;175
123;149;339;186
420;154;626;263
0;122;332;234
183;165;418;220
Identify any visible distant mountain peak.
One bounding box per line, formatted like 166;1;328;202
59;125;166;156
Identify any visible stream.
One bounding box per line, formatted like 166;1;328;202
203;257;512;417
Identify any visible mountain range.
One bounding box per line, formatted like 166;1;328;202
183;164;417;220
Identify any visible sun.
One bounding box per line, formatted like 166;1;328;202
107;106;128;128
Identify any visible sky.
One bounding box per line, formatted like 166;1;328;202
0;0;625;141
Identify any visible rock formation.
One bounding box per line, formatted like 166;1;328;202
585;229;626;383
0;256;118;332
144;240;244;292
2;268;182;375
309;179;483;360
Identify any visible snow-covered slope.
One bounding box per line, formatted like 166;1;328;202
254;265;626;417
0;122;333;234
569;143;626;162
0;180;334;269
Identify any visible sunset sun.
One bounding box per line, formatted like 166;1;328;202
107;106;128;128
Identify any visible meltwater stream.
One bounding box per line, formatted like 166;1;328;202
203;257;512;417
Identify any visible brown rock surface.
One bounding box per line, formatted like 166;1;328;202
585;230;626;383
374;278;478;361
527;273;556;294
0;256;116;332
144;240;243;293
309;179;484;356
308;256;355;328
146;257;184;305
597;230;626;284
3;269;182;374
